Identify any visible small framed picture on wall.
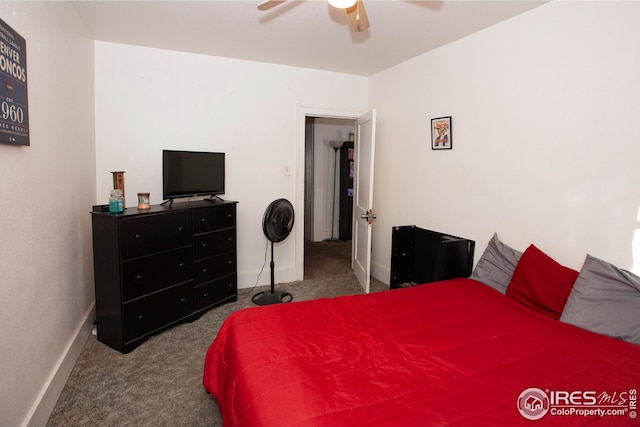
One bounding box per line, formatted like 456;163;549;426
431;116;452;150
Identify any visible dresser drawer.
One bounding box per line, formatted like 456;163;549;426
120;211;192;260
193;204;236;234
194;274;237;311
194;252;236;284
193;228;235;260
123;283;193;343
122;247;193;301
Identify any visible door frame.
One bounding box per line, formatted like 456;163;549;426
295;104;367;281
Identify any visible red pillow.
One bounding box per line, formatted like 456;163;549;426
506;244;578;319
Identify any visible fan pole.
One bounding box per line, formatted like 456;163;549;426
251;237;293;305
251;242;293;305
269;241;275;294
253;240;293;305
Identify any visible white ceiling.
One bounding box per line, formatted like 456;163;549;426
72;0;546;76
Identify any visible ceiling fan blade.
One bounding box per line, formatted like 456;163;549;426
258;0;287;11
346;0;369;32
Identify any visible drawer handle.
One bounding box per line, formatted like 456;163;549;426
202;243;208;248
202;268;208;273
227;213;232;219
178;226;184;232
136;274;143;280
134;234;141;240
179;262;185;268
227;260;233;265
203;292;209;298
227;282;233;288
227;237;233;242
201;218;207;222
180;297;187;303
138;315;144;321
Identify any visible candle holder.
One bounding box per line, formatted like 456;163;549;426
111;171;126;207
137;192;150;209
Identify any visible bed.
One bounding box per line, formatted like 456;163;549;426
203;234;640;426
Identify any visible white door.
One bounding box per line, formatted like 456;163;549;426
352;109;377;293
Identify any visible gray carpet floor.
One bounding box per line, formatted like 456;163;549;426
47;241;387;426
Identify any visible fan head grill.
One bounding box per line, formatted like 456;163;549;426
262;198;295;243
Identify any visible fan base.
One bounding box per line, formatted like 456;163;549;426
252;290;293;306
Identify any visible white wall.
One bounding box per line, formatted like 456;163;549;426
95;42;368;287
311;118;355;241
5;3;637;423
369;1;640;282
0;3;95;426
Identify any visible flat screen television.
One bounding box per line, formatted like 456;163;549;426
162;149;225;200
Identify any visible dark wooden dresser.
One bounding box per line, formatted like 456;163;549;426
91;200;237;353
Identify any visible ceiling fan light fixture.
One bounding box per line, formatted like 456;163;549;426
328;0;357;9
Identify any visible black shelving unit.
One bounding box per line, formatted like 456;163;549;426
339;141;354;241
390;225;475;289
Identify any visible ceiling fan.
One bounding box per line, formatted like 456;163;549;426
258;0;370;32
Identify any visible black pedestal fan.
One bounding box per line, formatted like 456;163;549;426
252;198;295;305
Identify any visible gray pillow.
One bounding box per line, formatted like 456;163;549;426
560;254;640;345
470;233;522;294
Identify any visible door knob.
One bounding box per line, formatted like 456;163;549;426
360;209;377;224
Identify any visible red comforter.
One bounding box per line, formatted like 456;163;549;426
203;279;640;426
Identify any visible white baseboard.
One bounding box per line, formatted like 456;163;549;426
371;260;390;286
237;265;298;289
238;262;390;290
23;302;96;427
